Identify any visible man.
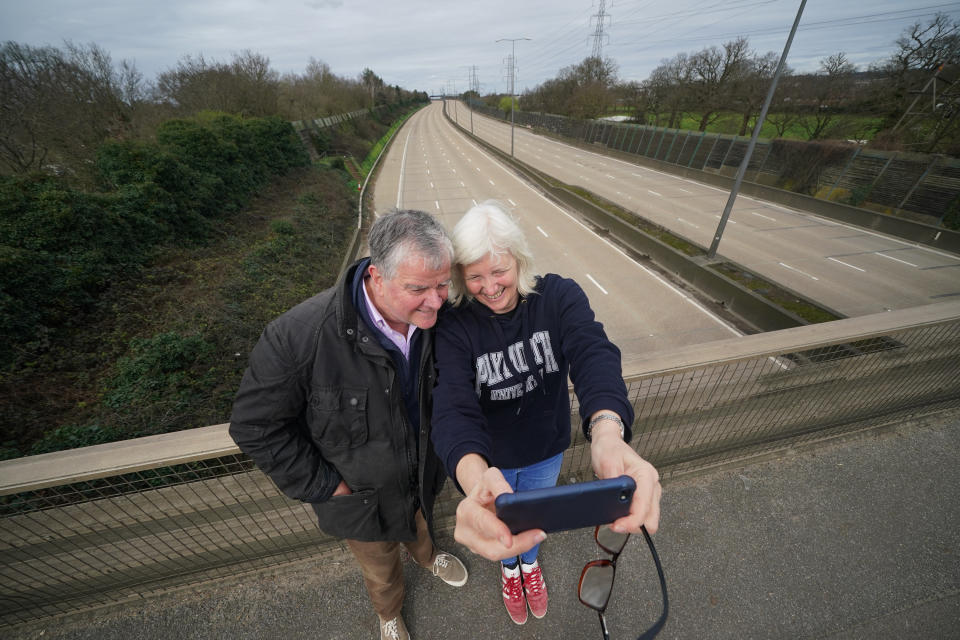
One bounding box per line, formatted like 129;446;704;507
230;209;467;640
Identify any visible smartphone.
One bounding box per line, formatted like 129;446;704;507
494;475;636;534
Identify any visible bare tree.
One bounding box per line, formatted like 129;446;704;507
875;13;960;152
689;37;752;131
766;76;803;138
645;53;692;128
0;41;140;179
730;51;782;136
360;68;385;107
798;52;856;141
277;58;370;120
155;50;279;117
524;56;618;119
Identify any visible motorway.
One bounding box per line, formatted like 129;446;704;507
372;101;742;358
444;101;960;319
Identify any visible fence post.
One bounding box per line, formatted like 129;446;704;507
860;152;898;204
688;130;708;168
898;155;941;212
654;127;669;159
665;129;680;163
753;142;774;181
644;127;658;157
720;135;740;171
825;147;861;200
628;125;640;154
704;133;722;170
675;131;691;165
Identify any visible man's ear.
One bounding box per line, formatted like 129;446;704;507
367;263;384;295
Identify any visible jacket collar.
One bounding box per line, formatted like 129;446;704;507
334;258;368;343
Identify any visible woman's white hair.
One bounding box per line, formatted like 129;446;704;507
448;200;537;306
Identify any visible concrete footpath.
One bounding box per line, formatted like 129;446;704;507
9;410;960;640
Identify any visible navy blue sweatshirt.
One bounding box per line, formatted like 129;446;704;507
431;274;634;482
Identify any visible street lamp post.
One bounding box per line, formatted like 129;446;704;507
707;0;806;259
497;37;530;157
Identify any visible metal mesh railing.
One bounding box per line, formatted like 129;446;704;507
2;303;959;627
467;103;960;224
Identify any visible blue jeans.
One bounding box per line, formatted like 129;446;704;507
498;452;564;566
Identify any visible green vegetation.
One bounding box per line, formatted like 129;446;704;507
0;163;358;460
1;112;309;368
563;184;703;257
359;109;420;178
0;106;420;460
711;264;841;324
640;112;884;143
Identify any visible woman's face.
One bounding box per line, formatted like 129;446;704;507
462;252;520;314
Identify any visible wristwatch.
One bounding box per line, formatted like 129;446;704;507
585;412;625;442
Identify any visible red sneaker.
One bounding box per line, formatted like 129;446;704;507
501;564;528;624
522;560;548;619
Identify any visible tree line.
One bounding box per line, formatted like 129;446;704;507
1;41;427;185
514;13;960;155
0;39;428;457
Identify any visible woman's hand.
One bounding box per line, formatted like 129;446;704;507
590;420;662;534
453;458;547;561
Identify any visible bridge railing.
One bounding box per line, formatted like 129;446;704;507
2;300;959;627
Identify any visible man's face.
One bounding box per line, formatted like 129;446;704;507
367;254;451;332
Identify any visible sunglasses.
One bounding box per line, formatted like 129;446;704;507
578;525;668;640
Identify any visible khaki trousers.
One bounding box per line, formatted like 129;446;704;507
346;509;436;620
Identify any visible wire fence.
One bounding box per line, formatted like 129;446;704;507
468;103;959;226
2;303;959;627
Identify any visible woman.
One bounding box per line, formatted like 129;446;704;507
431;201;661;625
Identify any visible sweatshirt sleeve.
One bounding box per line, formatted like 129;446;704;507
552;276;635;442
229;318;342;503
430;312;492;489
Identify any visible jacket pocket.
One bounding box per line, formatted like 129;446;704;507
309;386;369;449
310;488;382;540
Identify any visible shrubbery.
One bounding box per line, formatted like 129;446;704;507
0;105;419;460
0;113;309;369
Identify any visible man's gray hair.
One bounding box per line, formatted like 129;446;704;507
368;209;454;279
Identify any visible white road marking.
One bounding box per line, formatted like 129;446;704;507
752;212;776;221
875;252;918;267
396;130;413;208
779;262;819;280
648;190;662;197
586;274;608;294
537;226;549;237
441;112;743;337
828;257;866;272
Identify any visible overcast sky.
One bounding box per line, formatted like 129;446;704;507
2;1;958;96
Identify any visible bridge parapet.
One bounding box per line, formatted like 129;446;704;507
2;300;958;627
